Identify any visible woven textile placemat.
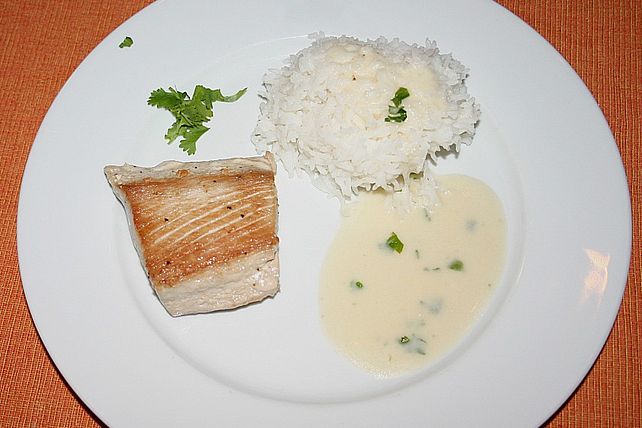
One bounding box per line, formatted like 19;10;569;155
1;1;639;426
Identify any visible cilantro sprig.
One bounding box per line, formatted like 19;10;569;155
384;87;410;123
147;85;247;155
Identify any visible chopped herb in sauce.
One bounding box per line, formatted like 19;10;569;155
398;334;427;355
386;232;404;253
384;87;410;123
449;259;464;271
318;175;506;374
119;36;133;48
422;298;443;314
351;280;364;289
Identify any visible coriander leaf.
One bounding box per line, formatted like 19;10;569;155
385;87;410;123
386;232;404;253
218;87;248;102
391;87;410;105
148;84;246;155
384;110;407;123
119;36;133;48
449;259;464;271
178;124;209;155
148;88;186;110
206;87;248;103
180;98;213;124
164;119;184;144
351;280;364;289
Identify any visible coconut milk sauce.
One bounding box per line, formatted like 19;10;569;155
319;175;506;377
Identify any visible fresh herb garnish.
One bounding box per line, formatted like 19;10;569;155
449;259;464;271
148;85;247;155
351;280;364;289
386;232;404;253
119;36;133;48
384;87;410;123
399;334;427;355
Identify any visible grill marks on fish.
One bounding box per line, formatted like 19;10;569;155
154;188;273;245
104;153;280;316
121;170;277;288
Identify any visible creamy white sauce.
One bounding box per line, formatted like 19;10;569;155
319;175;506;377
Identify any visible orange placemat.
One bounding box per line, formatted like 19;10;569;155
1;1;639;427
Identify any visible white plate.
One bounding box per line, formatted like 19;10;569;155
18;0;631;426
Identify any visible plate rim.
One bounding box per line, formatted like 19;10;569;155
17;0;632;426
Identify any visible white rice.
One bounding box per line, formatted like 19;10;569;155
252;34;480;209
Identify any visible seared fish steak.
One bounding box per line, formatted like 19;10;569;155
104;153;279;316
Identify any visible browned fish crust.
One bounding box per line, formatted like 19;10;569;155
104;153;279;316
121;169;277;287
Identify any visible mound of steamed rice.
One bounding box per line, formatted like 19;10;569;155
252;34;480;208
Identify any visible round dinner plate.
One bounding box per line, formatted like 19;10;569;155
18;0;631;426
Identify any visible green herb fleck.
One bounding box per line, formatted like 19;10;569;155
424;298;443;314
119;36;133;48
386;232;404;253
384;87;410;123
351;280;364;289
148;85;247;155
423;267;441;272
398;334;427;355
449;259;464;271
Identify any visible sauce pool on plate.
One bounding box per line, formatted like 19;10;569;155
319;174;506;377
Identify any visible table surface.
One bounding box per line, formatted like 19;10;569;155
1;1;640;426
